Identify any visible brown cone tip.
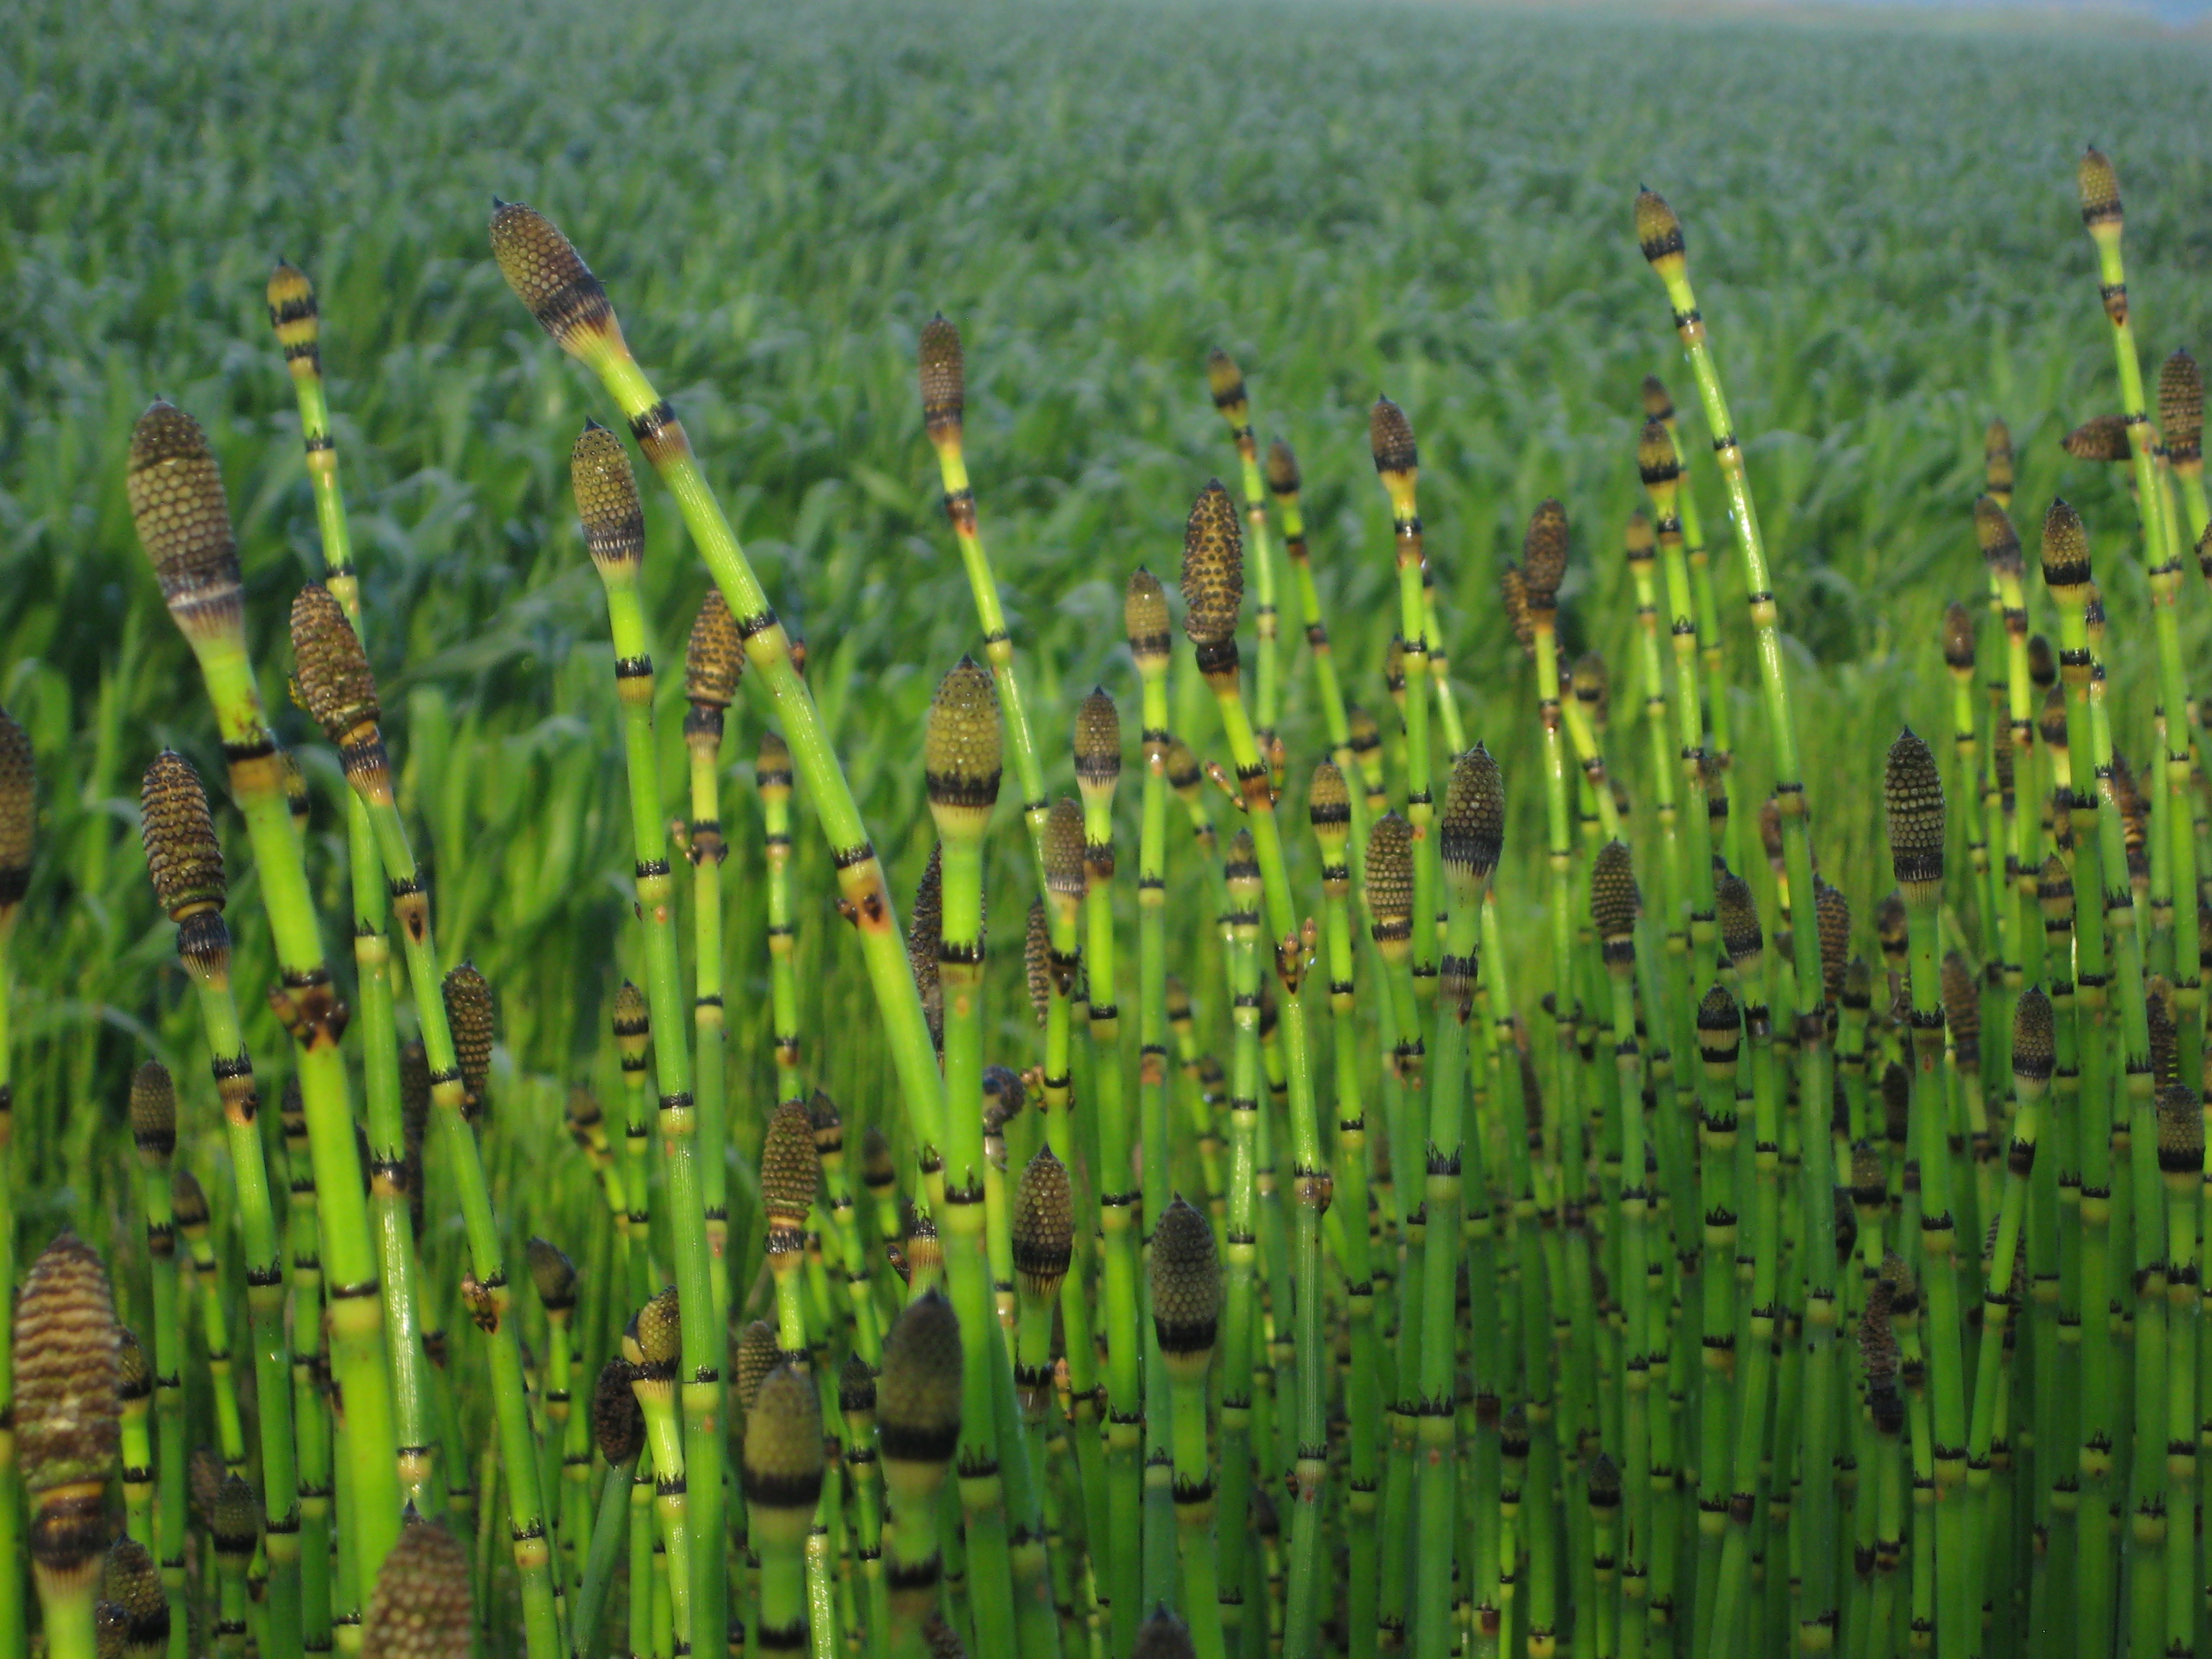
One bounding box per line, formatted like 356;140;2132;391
2157;1082;2204;1172
862;1124;896;1188
1696;984;1743;1058
685;588;744;708
112;1326;151;1408
1636;418;1679;486
1265;438;1300;496
1570;653;1609;718
1367;813;1413;927
611;979;649;1039
1369;397;1417;475
2159;350;2203;459
760;1098;821;1226
1133;1607;1198;1659
1074;688;1122;784
1850;1140;1886;1200
918;314;964;428
1125;567;1171;657
755;727;791;785
1985;418;2014;488
0;706;32;900
1500;563;1534;656
571;424;644;567
1587;1452;1622;1503
2026;631;2056;690
1205;346;1247;409
909;842;943;1037
1845;954;1872;1008
1308;760;1349;834
289;583;379;742
1148;1195;1219;1357
129;1061;176;1153
1012;1145;1074;1290
732;1321;780;1414
1641;374;1675;422
1972;497;2023;577
1622;511;1655;563
1941;601;1976;671
266;258;315;322
525;1238;577;1313
102;1536;167;1647
1635;188;1685;262
1044;796;1087;897
1591;840;1639;942
1815;879;1851;999
140;750;225;918
2062;415;2131;464
1879;1247;1917;1308
13;1233;121;1496
1522;499;1569;602
170;1170;209;1231
127;402;240;619
743;1362;826;1506
1884;729;1946;894
806;1087;844;1150
1025;899;1051;1025
1941;951;1980;1053
2010;988;2054;1083
925;657;1004;809
1179;480;1245;649
441;963;495;1112
489;201;611;348
878;1287;963;1459
1881;1064;1912;1143
591;1358;644;1462
2077;147;2121;225
212;1473;259;1555
1442;739;1513;884
361;1519;472;1659
1858;1289;1899;1388
839;1351;877;1418
1714;868;1763;965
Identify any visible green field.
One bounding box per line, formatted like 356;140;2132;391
4;0;2212;1653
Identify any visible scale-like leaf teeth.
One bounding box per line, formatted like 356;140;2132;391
1941;601;1975;671
266;260;318;363
103;1536;168;1656
1984;418;2014;493
361;1519;473;1659
1878;1249;1917;1315
760;1098;821;1227
489;201;613;349
1641;374;1675;422
727;1321;779;1421
130;1062;176;1160
1815;879;1851;1002
877;1288;963;1466
1636;418;1680;487
1499;563;1534;657
1308;761;1349;833
140;751;225;920
1883;729;1946;899
1179;480;1245;649
1366;813;1413;933
14;1233;121;1500
1164;737;1202;799
1205;347;1247;413
1346;703;1381;759
1148;1195;1219;1370
1133;1606;1198;1659
1521;500;1569;603
1941;951;1979;1060
1570;655;1609;727
1437;743;1506;886
2026;633;2055;691
744;1362;825;1513
0;706;32;907
442;963;495;1118
2033;685;2066;752
1875;891;1907;963
611;979;649;1041
2062;414;2130;463
525;1238;577;1315
1368;397;1418;475
291;583;381;742
1634;188;1685;264
1972;497;2022;579
1012;1146;1074;1296
212;1473;260;1557
127;403;242;636
925;657;1004;814
170;1171;210;1234
1590;840;1639;944
1224;828;1259;895
1265;439;1300;495
685;589;744;709
2157;351;2203;467
806;1087;845;1156
918;314;964;431
2010;988;2054;1084
1844;955;1872;1010
2040;499;2091;588
1043;797;1087;898
1025;900;1051;1025
1125;567;1172;662
1074;688;1122;787
2077;146;2122;227
571;423;644;569
2157;1081;2204;1173
592;1358;644;1464
634;1285;681;1370
1714;868;1763;966
1696;984;1743;1065
838;1352;876;1419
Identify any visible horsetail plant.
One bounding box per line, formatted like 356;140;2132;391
0;707;29;1659
359;1521;474;1659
